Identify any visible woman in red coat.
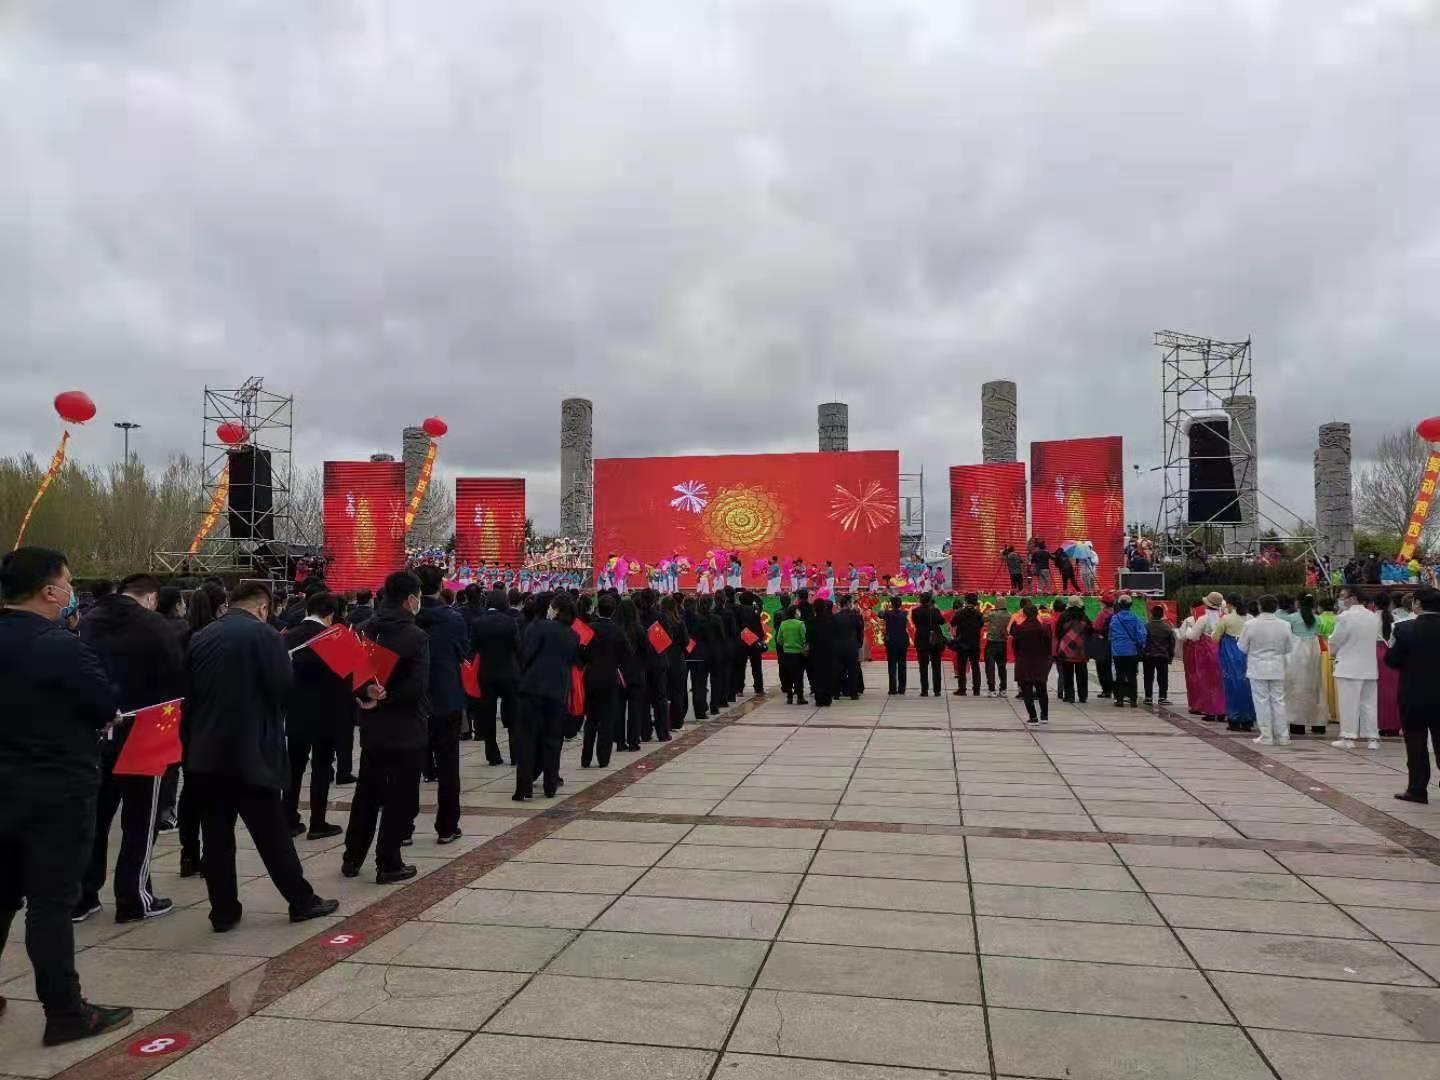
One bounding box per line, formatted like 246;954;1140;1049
1011;602;1054;725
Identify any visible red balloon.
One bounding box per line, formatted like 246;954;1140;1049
54;390;96;425
216;421;249;445
1416;416;1440;443
422;416;448;438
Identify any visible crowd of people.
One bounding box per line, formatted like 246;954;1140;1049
3;540;1438;1052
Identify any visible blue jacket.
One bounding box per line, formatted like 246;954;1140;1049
1107;609;1148;658
416;596;469;716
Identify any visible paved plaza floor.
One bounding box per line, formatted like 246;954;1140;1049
5;660;1440;1079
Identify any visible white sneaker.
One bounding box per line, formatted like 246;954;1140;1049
1277;738;1291;746
1367;740;1381;750
1331;738;1355;749
1253;736;1274;746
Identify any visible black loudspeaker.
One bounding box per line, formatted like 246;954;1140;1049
227;447;274;541
1118;570;1166;595
1187;420;1240;524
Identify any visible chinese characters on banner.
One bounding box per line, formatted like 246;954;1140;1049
1397;450;1440;563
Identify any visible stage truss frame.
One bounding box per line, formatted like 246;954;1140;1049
1155;330;1319;567
150;377;310;577
899;465;925;559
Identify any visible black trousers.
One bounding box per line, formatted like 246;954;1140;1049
478;677;517;765
1093;647;1114;696
782;654;808;700
0;795;94;1016
731;644;747;698
1112;656;1140;704
777;649;791;696
429;712;462;836
1059;565;1080;591
688;661;710;718
335;715;356;779
810;651;834;705
583;683;619;767
985;642;1008;692
1019;680;1049;721
710;653;729;712
668;662;689;727
192;773;317;925
82;764;160;917
178;767;202;862
1060;661;1089;702
917;648;943;696
158;763;180;818
1142;657;1169;700
952;647;981;694
742;645;764;693
284;731;337;830
514;694;564;797
644;667;670;740
622;678;647;749
1402;709;1440;797
342;746;424;872
887;653;908;693
837;655;860;699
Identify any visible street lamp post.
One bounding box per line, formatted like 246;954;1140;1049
114;421;141;463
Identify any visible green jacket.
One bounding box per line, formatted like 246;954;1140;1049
777;617;808;654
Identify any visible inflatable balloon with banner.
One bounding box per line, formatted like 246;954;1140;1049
14;391;97;549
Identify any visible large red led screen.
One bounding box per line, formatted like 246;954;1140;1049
323;461;407;593
1029;436;1124;590
455;478;526;569
950;463;1028;594
593;450;900;587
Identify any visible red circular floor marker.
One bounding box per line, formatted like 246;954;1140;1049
127;1033;190;1057
323;930;366;950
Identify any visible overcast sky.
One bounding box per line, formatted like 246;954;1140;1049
5;0;1437;543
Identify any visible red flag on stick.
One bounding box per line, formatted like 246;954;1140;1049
460;655;481;698
647;621;673;654
305;626;369;684
359;636;400;686
113;699;183;778
573;619;595;646
740;627;759;647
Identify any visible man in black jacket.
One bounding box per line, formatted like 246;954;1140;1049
911;593;946;697
77;573;183;924
281;592;350;841
516;595;579;799
1;548;135;1046
581;593;631;768
949;594;984;697
881;597;911;695
347;589;375;630
184;582;337;931
415;566;466;844
736;592;766;695
472;590;522;766
1389;588;1440;804
834;595;865;700
342;571;430;883
635;590;671;742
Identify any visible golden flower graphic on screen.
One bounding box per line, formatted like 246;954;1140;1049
701;484;784;550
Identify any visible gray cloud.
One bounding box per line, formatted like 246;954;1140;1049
4;0;1437;541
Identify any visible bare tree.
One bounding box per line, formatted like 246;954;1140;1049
1355;427;1434;544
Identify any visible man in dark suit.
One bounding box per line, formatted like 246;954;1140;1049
949;594;984;696
414;566;467;844
1388;587;1440;804
635;590;671;742
281;592;350;841
184;582;338;930
834;594;864;700
347;589;375;630
910;592;945;697
736;592;766;695
515;595;579;800
1;547;134;1047
341;572;430;884
580;593;631;768
472;590;522;766
881;597;910;694
77;573;184;924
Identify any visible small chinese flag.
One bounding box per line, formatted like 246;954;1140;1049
359;637;400;686
113;699;184;778
685;639;696;655
460;655;481;698
306;626;369;684
573;619;595;646
647;621;673;654
740;627;759;647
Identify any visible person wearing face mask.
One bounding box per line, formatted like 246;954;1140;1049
341;571;431;884
0;547;136;1047
184;581;340;931
76;573;184;925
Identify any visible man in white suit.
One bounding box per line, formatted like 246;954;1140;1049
1328;588;1383;749
1239;595;1294;746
